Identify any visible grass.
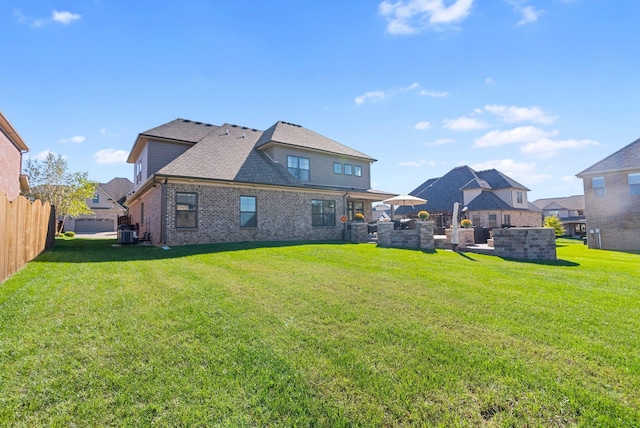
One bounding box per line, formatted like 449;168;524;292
1;238;639;426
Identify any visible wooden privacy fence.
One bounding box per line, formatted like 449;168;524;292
0;192;56;283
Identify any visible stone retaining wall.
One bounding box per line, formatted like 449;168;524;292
377;221;434;250
492;227;556;260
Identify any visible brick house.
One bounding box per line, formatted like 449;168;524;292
0;111;30;200
64;177;133;233
396;165;542;233
531;195;586;238
125;119;395;246
576;138;640;250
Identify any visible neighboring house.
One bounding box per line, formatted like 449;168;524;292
396;165;541;232
576;138;640;251
531;195;586;238
125;119;395;246
0;111;30;200
65;177;133;233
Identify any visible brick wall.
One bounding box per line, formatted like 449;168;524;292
582;171;640;251
131;182;366;246
492;227;556;260
0;132;22;201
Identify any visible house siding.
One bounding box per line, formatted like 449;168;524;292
0;130;22;201
130;182;366;246
582;171;640;250
134;140;194;189
271;145;371;189
469;210;541;228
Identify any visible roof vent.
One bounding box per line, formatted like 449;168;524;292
225;129;229;135
231;124;238;128
182;119;191;123
242;132;246;139
194;122;202;125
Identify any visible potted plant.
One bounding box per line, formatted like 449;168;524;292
418;210;430;220
460;219;472;228
354;212;365;222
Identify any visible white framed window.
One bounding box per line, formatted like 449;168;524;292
592;176;605;197
516;191;523;204
333;162;342;174
629;173;640;195
344;164;353;175
354;165;362;177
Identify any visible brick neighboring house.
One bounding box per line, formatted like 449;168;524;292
125;119;395;246
64;178;134;233
576;138;640;250
0;111;30;200
396;165;542;233
531;195;586;238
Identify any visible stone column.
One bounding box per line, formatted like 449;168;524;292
350;222;368;243
417;220;434;250
377;221;394;247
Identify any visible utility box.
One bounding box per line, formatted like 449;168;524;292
117;224;138;244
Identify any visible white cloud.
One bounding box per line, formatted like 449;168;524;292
516;5;543;25
425;138;454;146
471;159;551;184
399;159;437;167
59;135;86;144
414;121;431;130
355;91;385;105
521;138;600;158
94;149;128;165
484;104;557;124
484;77;494;85
420;90;448;97
443;116;488;131
473;126;559;148
28;150;57;161
355;82;420;105
52;10;81;24
379;0;474;34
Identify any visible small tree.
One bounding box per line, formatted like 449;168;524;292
544;215;566;237
24;153;96;234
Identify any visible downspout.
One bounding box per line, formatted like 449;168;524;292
342;192;349;240
161;178;168;245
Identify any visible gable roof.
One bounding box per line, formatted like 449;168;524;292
397;165;532;214
100;177;134;205
531;195;584;211
0;111;29;152
577;138;640;176
476;169;530;191
465;190;512;210
256;121;375;161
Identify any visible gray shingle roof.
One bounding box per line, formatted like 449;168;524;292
157;124;301;187
476;169;530;191
100;177;134;205
466;191;512;210
141;118;220;143
577;138;640;176
531;195;584;211
256;121;375;161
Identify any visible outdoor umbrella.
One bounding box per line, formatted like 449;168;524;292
383;194;427;207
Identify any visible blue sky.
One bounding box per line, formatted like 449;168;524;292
3;0;639;201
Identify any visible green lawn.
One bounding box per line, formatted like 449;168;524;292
1;238;639;426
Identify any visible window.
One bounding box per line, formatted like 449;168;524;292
488;214;498;228
176;192;197;228
344;164;353;175
288;156;310;181
136;160;143;184
548;210;559;217
629;173;640;195
354;165;362;177
347;201;364;221
516;191;523;204
92;194;99;204
593;176;605;197
141;203;145;224
311;200;335;226
240;196;257;227
472;215;481;226
333;162;342;174
503;214;511;227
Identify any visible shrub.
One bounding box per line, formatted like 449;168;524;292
418;211;430;220
544;215;566;237
354;213;365;222
64;231;76;237
460;219;472;228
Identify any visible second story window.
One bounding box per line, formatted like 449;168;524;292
333;162;342;174
92;194;100;204
592;176;605;197
344;164;353;175
136;160;143;184
288;156;310;181
516;191;523;204
629;173;640;195
354;166;362;177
